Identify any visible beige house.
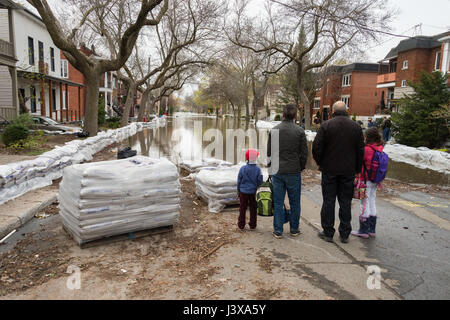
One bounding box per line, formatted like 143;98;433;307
0;0;19;121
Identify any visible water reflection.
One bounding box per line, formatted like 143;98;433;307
128;117;269;165
126;117;449;187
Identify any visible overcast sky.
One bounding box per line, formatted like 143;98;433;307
19;0;450;96
368;0;450;61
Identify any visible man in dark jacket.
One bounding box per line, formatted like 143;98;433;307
312;101;365;243
267;105;308;239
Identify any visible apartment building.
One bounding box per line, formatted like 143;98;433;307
376;31;450;111
314;63;380;119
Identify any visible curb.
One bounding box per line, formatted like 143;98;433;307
0;195;57;240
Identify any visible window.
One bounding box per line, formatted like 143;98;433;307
341;96;350;109
28;37;35;65
38;41;44;62
326;79;330;96
401;80;408;87
314;99;321;109
342;74;352;87
52;88;56;111
435;51;441;71
402;60;408;70
50;47;55;72
30;86;37;113
390;61;397;73
60;60;68;78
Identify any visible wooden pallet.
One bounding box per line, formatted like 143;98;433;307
63;225;174;249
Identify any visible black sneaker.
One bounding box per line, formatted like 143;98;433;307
290;230;301;237
340;236;349;244
318;231;334;243
273;232;283;239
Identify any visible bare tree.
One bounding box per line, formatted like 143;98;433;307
228;0;394;129
27;0;169;135
96;0;221;125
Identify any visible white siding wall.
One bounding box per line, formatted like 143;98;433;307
13;10;64;118
0;9;9;42
0;66;13;108
13;10;62;78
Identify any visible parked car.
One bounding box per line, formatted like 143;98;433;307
31;115;82;133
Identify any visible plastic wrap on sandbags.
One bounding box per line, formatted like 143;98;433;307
195;165;269;213
58;156;180;244
179;158;232;173
384;144;450;174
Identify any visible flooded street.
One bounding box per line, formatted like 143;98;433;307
126;116;450;187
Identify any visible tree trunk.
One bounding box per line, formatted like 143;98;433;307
138;90;150;122
121;82;136;127
297;62;311;130
245;95;250;122
84;73;100;136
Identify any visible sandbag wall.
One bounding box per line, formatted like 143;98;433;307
58;156;180;245
0;120;165;205
179;158;232;173
195;165;269;213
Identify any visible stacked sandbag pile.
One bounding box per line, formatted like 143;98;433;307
180;158;232;173
195;164;269;213
0;122;165;205
58;156;180;245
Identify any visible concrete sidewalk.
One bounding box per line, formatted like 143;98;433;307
0;185;58;241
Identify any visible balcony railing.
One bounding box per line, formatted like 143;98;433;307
377;72;396;84
0;38;14;59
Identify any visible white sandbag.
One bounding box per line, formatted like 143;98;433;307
384;144;450;174
58;156;180;244
194;164;269;213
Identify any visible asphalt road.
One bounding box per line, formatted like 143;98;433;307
302;185;450;300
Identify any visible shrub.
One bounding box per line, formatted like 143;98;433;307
2;124;30;146
12;113;34;129
105;117;121;129
274;114;281;121
391;71;450;148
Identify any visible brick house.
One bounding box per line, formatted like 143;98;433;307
60;51;84;122
314;63;380;120
376;31;450;111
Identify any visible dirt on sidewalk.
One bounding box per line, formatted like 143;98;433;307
0;167;402;300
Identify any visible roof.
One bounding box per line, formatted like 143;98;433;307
0;0;20;9
326;63;379;74
383;31;450;60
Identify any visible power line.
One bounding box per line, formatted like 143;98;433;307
366;25;417;50
270;0;429;41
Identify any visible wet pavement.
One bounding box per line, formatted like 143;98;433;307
302;184;450;300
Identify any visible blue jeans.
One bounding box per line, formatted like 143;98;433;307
272;173;301;235
382;127;391;142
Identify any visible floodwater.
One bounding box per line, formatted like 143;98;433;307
126;116;449;187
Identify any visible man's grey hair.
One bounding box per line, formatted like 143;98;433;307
333;101;347;113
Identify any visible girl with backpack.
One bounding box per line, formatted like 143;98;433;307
351;127;386;239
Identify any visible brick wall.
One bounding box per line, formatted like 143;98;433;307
349;72;379;116
396;48;436;86
314;70;379;117
60;52;86;120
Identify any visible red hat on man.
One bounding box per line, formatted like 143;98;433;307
245;149;260;162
